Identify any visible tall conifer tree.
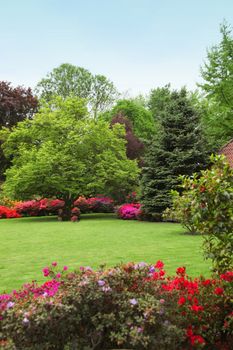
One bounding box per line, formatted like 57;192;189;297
140;88;206;220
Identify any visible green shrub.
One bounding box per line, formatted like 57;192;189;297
171;155;233;272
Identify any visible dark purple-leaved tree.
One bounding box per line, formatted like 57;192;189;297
110;113;144;161
0;81;38;180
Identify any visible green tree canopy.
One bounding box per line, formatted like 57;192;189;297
2;97;139;220
198;22;233;149
200;22;233;108
36;63;118;119
101;99;156;140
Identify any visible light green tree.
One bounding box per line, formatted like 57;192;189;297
36;63;118;118
200;22;233;108
198;22;233;149
1;97;139;220
101;99;156;140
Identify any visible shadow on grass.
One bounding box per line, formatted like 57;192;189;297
10;213;117;223
11;216;58;223
81;213;117;220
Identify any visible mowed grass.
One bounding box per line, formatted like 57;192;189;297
0;214;211;293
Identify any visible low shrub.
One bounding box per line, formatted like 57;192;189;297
0;262;232;349
162;207;179;223
15;196;115;218
117;203;141;220
87;196;115;213
73;196;90;213
0;205;21;219
15;199;64;216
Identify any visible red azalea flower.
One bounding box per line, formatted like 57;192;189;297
191;304;204;312
42;267;50;277
214;287;224;295
155;260;164;270
176;267;186;276
220;271;233;282
191;335;205;345
202;279;211;286
159;270;165;277
178;296;186;305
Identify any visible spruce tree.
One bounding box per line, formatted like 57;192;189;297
140;88;207;220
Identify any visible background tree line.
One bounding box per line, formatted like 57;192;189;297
0;22;232;220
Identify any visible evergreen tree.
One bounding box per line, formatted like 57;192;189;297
140;88;207;220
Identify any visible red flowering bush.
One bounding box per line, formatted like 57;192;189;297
73;196;90;213
87;196;115;213
0;261;232;349
15;198;64;216
0;206;21;219
117;203;141;220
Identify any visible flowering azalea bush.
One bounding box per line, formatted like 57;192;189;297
15;196;114;218
117;203;141;220
0;261;232;349
73;196;90;213
0;205;21;219
87;196;114;213
15;198;64;216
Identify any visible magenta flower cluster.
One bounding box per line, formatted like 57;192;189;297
117;203;141;220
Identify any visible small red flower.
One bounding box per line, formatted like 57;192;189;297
178;296;186;305
155;260;164;270
42;267;50;277
191;304;204;312
220;271;233;282
191;335;205;345
176;267;186;276
202;279;211;286
214;287;224;295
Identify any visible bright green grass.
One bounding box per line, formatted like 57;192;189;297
0;214;211;293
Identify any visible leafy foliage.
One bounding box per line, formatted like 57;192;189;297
103;99;156;140
36;63;118;118
199;22;233;149
0;81;38;180
172;155;233;273
2;98;139;220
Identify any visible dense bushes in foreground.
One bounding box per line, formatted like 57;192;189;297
0;262;232;349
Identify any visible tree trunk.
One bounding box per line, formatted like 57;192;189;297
60;196;73;221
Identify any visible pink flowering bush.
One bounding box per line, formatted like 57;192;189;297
15;196;114;218
15;198;64;216
117;203;141;220
1;261;232;349
0;206;21;219
87;196;115;213
73;196;90;213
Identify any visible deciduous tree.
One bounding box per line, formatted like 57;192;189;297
2;98;139;220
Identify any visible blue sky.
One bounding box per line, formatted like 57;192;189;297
0;0;233;95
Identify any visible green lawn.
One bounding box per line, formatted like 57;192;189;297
0;214;211;293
